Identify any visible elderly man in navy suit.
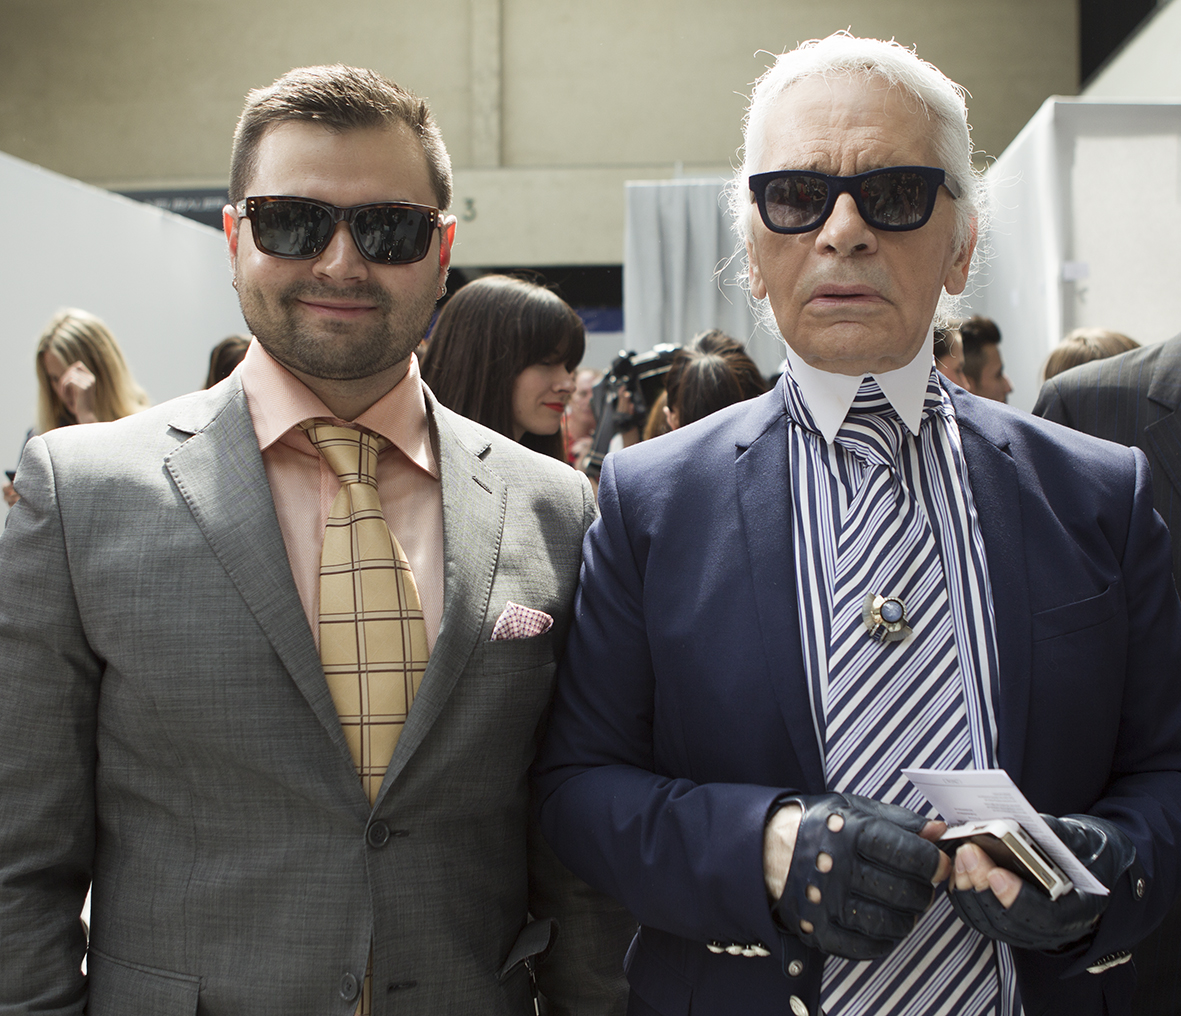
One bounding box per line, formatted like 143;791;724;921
535;33;1181;1016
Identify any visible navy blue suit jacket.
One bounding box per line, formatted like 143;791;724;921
536;377;1181;1016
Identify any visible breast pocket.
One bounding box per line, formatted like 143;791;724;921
1030;582;1127;719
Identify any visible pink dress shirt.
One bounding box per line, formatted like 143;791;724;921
236;340;444;650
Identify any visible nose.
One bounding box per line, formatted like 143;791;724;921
555;368;576;393
815;192;877;256
311;221;369;281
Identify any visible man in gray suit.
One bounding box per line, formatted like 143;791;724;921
1035;332;1181;1016
0;65;630;1015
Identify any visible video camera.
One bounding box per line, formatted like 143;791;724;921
582;344;680;479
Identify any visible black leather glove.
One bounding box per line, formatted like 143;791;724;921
948;813;1136;951
771;793;944;960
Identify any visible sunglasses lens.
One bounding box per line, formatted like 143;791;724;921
762;175;830;231
352;206;432;264
254;200;333;257
859;170;930;228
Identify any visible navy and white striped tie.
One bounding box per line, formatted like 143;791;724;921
820;403;998;1016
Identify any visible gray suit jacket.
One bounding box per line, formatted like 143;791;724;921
0;378;631;1015
1034;337;1181;1016
1034;334;1181;591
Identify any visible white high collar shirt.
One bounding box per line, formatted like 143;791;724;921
781;323;936;442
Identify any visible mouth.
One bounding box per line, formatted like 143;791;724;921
542;402;567;413
296;298;379;319
807;284;885;306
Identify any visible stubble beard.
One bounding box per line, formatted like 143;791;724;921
236;275;438;382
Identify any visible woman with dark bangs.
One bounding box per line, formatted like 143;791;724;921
420;275;584;461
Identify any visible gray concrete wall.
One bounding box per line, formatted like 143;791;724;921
1;0;1078;267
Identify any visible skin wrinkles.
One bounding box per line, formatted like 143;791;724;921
745;74;974;377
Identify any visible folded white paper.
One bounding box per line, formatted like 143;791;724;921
902;767;1108;896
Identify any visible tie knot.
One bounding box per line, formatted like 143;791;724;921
835;413;905;470
300;420;388;487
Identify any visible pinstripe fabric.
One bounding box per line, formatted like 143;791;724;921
1034;335;1181;594
1034;334;1181;1016
301;420;431;1016
785;370;1019;1016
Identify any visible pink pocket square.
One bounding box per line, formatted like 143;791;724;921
491;602;554;641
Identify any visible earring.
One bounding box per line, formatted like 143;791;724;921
438;283;447;300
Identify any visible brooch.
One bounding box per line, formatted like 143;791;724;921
862;593;911;643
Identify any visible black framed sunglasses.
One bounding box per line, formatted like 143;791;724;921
236;195;444;265
748;166;959;234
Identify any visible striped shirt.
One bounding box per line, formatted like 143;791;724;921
783;359;1021;1016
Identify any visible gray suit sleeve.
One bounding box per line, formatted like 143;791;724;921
0;437;97;1013
527;815;635;1016
1031;377;1073;426
529;465;633;1016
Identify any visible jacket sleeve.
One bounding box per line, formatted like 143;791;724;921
1064;448;1181;974
1030;377;1074;426
534;453;786;953
0;436;97;1014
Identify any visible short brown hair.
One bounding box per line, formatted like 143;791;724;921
228;65;452;209
959;315;1002;386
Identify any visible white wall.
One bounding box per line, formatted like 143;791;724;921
0;151;246;478
964;99;1181;411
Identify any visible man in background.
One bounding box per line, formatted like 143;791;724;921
0;64;629;1015
1035;330;1181;1016
961;314;1012;402
933;323;968;388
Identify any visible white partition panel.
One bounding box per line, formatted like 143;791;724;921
1;150;246;477
965;98;1181;410
624;179;784;376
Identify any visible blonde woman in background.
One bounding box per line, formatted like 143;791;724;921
1042;327;1140;382
4;309;149;506
35;309;149;431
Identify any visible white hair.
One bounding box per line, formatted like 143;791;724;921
725;33;987;321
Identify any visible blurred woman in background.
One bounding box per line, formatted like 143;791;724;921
1042;327;1140;382
36;308;150;432
5;309;149;507
420;275;583;460
205;334;251;388
661;329;767;431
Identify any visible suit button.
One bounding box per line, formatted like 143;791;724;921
789;995;809;1016
339;972;359;1001
367;821;391;847
1136;878;1147;899
787;959;804;977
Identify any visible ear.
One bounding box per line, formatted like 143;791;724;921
439;216;456;271
746;238;768;300
943;216;977;296
223;204;240;259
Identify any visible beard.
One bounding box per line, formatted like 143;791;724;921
235;274;438;382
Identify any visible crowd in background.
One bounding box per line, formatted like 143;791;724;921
4;296;1156;512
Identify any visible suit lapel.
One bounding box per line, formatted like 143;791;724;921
1143;340;1181;503
733;389;826;791
163;383;355;770
950;391;1032;784
376;398;504;799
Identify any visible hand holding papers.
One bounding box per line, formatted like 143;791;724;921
901;767;1108;895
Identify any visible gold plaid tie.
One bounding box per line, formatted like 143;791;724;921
302;421;430;1016
301;420;430;804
